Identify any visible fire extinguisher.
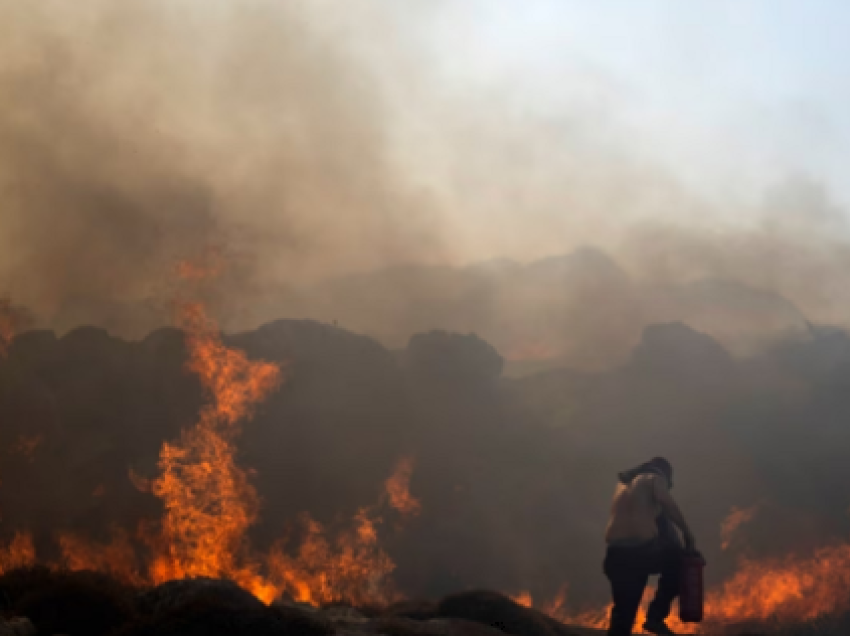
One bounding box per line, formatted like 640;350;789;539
679;550;706;623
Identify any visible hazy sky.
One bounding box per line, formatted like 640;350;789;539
420;0;850;208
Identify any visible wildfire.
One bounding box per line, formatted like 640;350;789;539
148;300;282;601
267;510;397;607
142;266;410;607
518;542;850;633
0;532;35;575
58;529;144;587
7;254;849;630
703;543;850;626
385;456;421;518
720;504;759;551
0;258;409;609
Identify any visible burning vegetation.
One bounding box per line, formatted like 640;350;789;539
0;260;424;630
1;280;850;635
0;5;847;633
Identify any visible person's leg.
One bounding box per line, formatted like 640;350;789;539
646;550;682;627
605;561;649;636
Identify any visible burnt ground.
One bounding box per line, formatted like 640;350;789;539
0;567;840;636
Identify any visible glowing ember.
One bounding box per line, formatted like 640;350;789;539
385;456;421;518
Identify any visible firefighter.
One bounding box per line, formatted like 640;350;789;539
603;457;696;635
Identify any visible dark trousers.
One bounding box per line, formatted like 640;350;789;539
603;541;681;635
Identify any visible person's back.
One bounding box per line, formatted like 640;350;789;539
605;473;662;545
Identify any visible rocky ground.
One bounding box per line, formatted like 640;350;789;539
0;567;608;636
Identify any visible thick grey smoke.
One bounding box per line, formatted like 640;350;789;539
0;0;444;337
2;0;850;367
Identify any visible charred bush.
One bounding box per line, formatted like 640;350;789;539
436;590;560;636
14;569;135;636
0;566;55;609
118;596;333;636
372;616;508;636
383;599;439;621
137;577;265;617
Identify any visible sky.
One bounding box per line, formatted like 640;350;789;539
417;0;850;210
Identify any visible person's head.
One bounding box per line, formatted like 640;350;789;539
648;457;673;488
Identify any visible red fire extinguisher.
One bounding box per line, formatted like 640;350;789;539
679;551;706;623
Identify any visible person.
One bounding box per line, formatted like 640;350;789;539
603;457;696;636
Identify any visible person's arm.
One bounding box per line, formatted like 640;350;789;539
653;475;696;550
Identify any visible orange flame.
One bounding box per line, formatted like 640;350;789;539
0;532;36;574
58;529;144;586
510;590;534;608
720;504;759;551
267;510;397;607
544;540;850;633
149;301;282;601
703;543;850;626
0;258;412;610
385;456;421;518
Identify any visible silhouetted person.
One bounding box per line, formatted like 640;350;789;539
603;457;696;635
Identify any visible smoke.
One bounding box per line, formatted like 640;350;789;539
0;0;446;337
1;0;850;371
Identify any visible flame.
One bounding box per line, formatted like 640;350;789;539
144;291;401;606
58;529;144;586
148;300;282;602
720;504;759;551
0;532;35;574
703;543;850;626
385;456;421;518
267;510;397;607
546;540;850;633
0;257;411;609
510;590;534;608
543;585;568;618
